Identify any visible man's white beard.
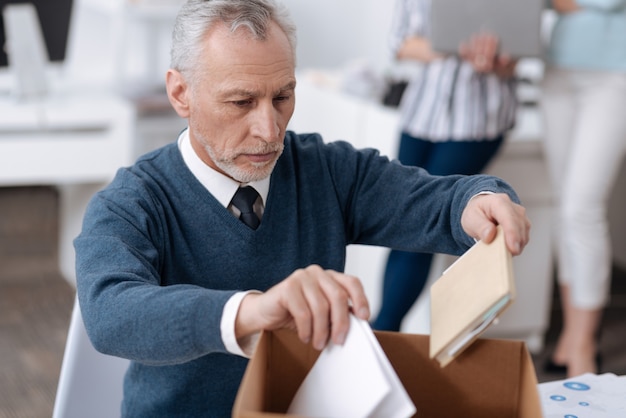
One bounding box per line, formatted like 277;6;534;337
204;142;284;183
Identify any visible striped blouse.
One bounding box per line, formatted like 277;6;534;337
390;0;518;141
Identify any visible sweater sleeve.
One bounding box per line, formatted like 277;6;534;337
75;182;237;366
321;139;520;255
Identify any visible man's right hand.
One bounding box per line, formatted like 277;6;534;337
235;265;370;351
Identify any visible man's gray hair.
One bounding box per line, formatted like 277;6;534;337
170;0;297;79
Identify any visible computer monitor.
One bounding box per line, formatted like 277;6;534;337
0;0;73;99
0;0;73;66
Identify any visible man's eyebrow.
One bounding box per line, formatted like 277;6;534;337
221;81;297;98
268;82;297;97
222;88;259;98
277;81;297;93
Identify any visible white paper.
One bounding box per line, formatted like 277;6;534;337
287;315;416;418
539;373;626;418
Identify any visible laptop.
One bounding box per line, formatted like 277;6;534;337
430;0;544;58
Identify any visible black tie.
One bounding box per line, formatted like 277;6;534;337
231;186;261;230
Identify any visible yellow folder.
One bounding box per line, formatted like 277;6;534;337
429;226;515;367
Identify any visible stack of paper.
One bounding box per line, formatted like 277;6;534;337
429;226;516;367
287;315;416;418
539;373;626;417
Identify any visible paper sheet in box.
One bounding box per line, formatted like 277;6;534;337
233;328;544;417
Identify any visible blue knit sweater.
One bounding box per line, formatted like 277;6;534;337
75;131;518;417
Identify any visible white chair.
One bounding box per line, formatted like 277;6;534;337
53;297;130;418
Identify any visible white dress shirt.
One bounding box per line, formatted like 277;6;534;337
178;129;267;357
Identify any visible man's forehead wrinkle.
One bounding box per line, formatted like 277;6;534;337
205;63;295;95
202;57;293;75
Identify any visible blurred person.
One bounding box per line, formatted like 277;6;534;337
541;0;626;378
372;0;519;331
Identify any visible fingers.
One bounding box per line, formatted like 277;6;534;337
502;202;531;255
477;222;498;244
274;266;369;350
462;193;531;255
459;32;501;73
316;271;366;348
497;54;512;67
473;34;498;72
326;270;370;320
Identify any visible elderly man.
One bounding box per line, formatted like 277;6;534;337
75;0;530;416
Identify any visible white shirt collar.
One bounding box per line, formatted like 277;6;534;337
177;128;270;207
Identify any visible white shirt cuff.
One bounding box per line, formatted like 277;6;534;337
221;290;262;358
472;190;494;199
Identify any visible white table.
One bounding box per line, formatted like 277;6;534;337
0;90;136;285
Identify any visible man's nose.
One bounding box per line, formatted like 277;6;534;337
250;102;281;142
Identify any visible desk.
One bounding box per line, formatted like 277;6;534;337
0;92;135;285
289;77;554;352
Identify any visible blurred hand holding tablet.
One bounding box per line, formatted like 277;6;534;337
430;0;544;58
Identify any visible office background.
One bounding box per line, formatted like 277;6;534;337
1;0;625;417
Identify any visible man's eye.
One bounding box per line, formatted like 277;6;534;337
233;99;253;107
274;95;290;102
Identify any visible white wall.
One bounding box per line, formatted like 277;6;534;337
64;0;178;90
281;1;395;72
63;0;396;88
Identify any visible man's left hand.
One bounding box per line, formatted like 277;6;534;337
461;193;531;255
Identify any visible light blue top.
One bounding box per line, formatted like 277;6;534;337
547;0;626;71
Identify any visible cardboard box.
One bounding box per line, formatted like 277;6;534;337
233;329;543;418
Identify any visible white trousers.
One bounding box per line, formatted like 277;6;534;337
541;68;626;309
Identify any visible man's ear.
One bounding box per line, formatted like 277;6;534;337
166;69;191;119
